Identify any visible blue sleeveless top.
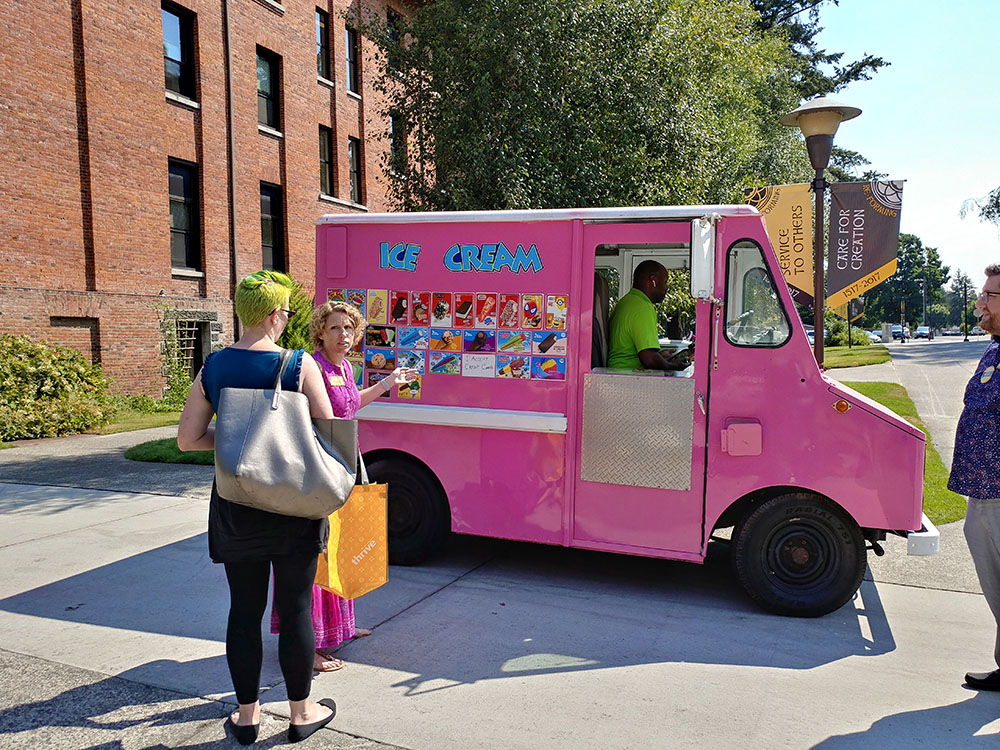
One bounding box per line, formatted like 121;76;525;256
201;347;304;413
199;347;326;564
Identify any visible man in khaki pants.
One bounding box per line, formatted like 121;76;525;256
952;264;1000;690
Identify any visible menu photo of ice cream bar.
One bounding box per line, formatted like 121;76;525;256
497;355;530;379
429;328;462;351
498;330;531;354
365;348;396;371
497;293;520;329
532;330;567;356
365;325;396;348
531;356;566;380
346;289;367;317
411;292;431;325
429;352;461;375
546;294;568;330
367;290;388;324
389;290;409;324
463;329;496;353
366;370;391;398
397;326;429;349
397;349;426;374
521;293;543;330
475;293;498;327
431;292;452;326
347;356;365;387
397;376;422;400
454;292;474;327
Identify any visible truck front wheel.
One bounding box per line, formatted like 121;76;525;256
366;455;450;565
732;493;866;617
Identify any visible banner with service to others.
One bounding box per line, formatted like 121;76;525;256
744;183;813;307
826;180;904;310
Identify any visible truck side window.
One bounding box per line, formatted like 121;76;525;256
724;240;791;347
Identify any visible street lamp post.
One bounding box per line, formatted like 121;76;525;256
781;97;861;367
963;278;970;342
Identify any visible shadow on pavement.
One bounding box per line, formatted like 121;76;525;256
811;690;998;747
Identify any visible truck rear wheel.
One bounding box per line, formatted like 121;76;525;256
366;455;450;565
732;493;866;617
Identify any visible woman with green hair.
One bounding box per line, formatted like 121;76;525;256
178;270;339;744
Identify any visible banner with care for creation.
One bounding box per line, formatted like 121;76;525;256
744;183;813;307
826;180;904;310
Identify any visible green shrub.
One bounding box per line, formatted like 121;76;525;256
278;276;316;353
824;318;870;347
0;335;111;440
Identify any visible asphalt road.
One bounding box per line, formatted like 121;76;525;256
0;336;997;749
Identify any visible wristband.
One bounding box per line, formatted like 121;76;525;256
379;375;393;392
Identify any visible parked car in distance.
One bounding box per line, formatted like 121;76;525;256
972;326;986;336
915;326;930;338
941;328;960;336
866;330;882;343
891;324;903;339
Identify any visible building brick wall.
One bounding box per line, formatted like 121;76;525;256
0;0;404;395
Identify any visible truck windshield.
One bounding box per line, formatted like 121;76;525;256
724;240;791;347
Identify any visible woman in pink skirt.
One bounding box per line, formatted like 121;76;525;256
272;300;416;671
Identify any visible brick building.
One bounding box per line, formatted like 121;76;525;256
0;0;406;394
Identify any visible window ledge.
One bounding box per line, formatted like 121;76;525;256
252;0;285;14
172;267;205;278
166;91;200;110
318;75;335;90
319;193;368;212
346;90;362;102
258;124;284;139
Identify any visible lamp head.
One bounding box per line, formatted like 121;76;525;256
781;96;861;171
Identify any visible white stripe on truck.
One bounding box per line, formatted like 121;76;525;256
358;402;568;434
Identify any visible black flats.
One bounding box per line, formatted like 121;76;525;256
966;669;1000;691
288;698;337;743
224;716;260;745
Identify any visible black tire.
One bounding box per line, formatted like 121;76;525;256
731;493;866;617
366;455;450;565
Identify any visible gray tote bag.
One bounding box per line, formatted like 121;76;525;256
214;349;358;519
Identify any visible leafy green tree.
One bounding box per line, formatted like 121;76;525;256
962;188;1000;226
356;0;810;212
946;269;976;329
860;233;949;328
277;277;316;353
751;0;889;99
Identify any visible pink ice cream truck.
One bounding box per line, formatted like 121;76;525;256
316;205;938;617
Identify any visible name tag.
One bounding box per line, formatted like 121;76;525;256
327;375;346;387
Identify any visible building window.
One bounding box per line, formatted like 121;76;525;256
389;114;406;173
162;3;196;99
345;26;360;93
348;137;362;204
260;183;285;271
319;126;334;196
386;9;403;70
316;9;330;80
168;159;200;270
257;47;281;129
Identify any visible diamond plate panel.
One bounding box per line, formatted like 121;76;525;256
581;374;695;490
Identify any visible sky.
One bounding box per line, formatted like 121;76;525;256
814;0;1000;285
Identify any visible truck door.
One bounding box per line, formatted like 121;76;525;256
571;221;709;557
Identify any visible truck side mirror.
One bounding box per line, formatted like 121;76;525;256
690;217;715;300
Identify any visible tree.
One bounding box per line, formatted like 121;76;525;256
946;269;976;329
962;188;1000;227
357;0;811;212
860;233;950;328
751;0;889;99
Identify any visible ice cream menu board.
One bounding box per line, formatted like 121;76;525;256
327;288;571;396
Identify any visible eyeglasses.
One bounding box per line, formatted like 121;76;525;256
277;308;297;318
978;291;1000;301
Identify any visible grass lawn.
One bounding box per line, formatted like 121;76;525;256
86;410;181;435
842;380;965;526
824;344;891;368
124;437;214;465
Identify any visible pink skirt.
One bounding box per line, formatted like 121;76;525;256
270;584;356;650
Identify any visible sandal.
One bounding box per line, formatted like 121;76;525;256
313;652;345;672
352;628;372;638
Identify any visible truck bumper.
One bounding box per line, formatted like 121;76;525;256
907;513;940;556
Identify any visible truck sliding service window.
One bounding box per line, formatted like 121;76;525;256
724;240;790;347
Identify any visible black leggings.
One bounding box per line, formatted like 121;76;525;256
223;552;318;704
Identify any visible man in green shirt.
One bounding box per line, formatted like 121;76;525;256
608;260;690;371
